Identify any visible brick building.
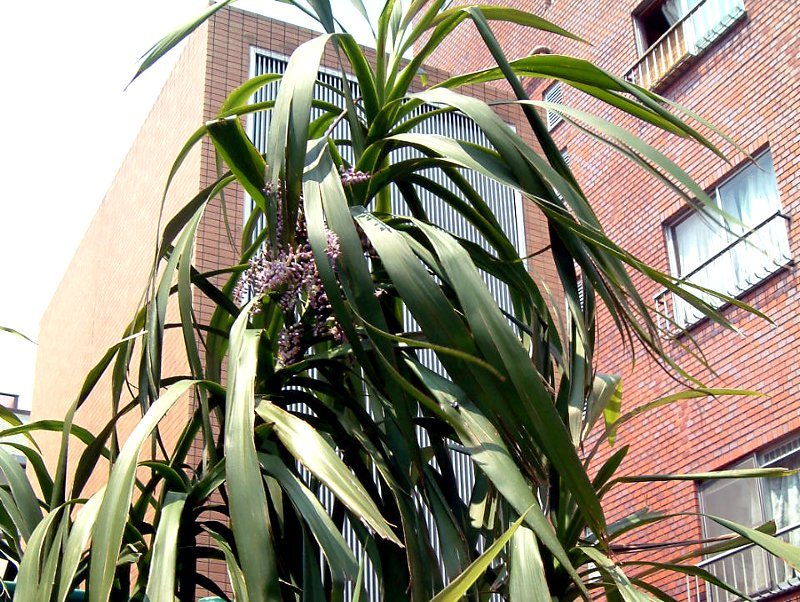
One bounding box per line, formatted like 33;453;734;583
425;0;800;599
31;6;555;596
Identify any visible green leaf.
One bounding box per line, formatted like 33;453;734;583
266;33;334;216
219;73;283;114
259;453;359;581
705;515;800;572
0;326;35;344
131;0;236;84
510;526;550;602
584;373;621;442
412;218;606;534
431;506;533;602
206;527;250;602
616;467;797;483
623;561;752;601
0;446;43;541
580;547;655;602
14;506;68;602
606;388;760;443
88;379;196;602
57;488;105;602
255;401;402;546
225;305;281;602
145;492;187;602
431;5;584;42
206;116;268;211
407;360;586;595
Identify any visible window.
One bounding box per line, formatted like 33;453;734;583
627;0;746;88
664;149;789;328
543;82;563;131
697;437;800;600
0;392;18;410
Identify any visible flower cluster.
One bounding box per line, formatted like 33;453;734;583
339;166;371;186
235;169;371;366
234;204;344;365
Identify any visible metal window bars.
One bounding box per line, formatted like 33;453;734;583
625;0;746;90
654;212;791;333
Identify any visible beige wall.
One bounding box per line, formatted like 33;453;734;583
31;23;209;492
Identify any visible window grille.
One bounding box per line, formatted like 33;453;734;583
543;81;563;131
659;149;790;330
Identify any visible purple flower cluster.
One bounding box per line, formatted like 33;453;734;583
234;170;372;366
339;166;371;186
234;207;344;366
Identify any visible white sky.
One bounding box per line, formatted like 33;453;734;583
0;0;378;409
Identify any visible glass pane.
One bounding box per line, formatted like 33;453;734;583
718;151;780;232
764;450;800;536
700;457;763;539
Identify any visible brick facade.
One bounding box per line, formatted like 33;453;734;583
426;0;800;597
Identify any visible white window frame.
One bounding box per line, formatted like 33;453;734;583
664;148;789;328
697;435;800;600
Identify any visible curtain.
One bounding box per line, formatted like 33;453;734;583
661;0;696;24
719;152;784;290
766;449;800;528
765;452;800;585
687;0;746;54
672;208;731;324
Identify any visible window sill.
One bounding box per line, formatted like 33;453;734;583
656;259;793;339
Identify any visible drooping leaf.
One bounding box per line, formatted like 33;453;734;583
256;401;401;546
131;0;236;84
88;380;196;602
224;306;281;602
431;506;534;602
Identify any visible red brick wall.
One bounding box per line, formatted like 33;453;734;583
425;0;800;597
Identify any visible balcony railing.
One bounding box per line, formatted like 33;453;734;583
685;523;800;602
625;0;746;89
654;213;791;332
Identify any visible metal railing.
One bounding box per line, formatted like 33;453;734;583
625;0;746;89
654;213;791;332
685;523;800;601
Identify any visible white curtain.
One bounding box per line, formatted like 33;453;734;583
765;453;800;583
661;0;697;24
686;0;746;54
767;475;800;538
719;152;784;290
672;208;731;324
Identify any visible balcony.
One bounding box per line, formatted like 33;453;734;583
654;212;791;332
685;523;800;601
625;0;746;90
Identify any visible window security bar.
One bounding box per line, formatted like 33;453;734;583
625;0;745;90
654;212;791;332
685;522;800;602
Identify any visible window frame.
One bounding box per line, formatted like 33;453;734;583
698;434;800;534
631;0;674;55
664;148;787;289
695;435;800;600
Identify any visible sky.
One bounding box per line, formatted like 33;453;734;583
0;0;378;409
